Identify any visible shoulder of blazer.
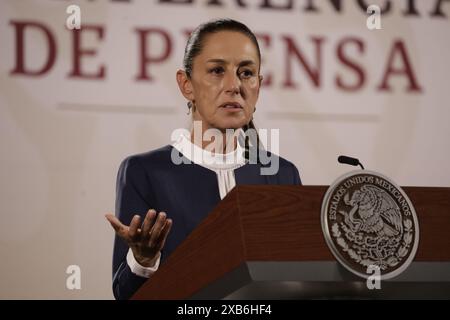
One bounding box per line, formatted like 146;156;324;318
120;145;175;172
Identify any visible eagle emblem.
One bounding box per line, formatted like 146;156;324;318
341;185;403;237
321;171;419;279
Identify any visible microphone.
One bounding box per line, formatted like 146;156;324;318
338;155;365;170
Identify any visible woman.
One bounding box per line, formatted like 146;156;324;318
106;18;302;300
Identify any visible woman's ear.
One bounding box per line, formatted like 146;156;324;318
176;69;194;101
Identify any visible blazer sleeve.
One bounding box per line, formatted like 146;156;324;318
112;156;155;300
292;162;302;185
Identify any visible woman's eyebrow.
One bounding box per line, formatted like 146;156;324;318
239;60;256;67
206;58;227;64
206;59;256;67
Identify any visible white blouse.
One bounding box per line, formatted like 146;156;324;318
171;131;246;199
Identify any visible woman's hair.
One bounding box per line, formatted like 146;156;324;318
183;18;261;78
183;18;263;162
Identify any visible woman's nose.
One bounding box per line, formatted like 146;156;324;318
224;73;241;95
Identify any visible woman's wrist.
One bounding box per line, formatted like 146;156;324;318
134;251;160;268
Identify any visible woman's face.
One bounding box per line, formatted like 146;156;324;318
181;31;262;131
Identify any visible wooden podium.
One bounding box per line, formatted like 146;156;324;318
132;185;450;299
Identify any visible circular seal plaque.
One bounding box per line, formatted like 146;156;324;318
321;170;419;279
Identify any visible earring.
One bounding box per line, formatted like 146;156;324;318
187;101;192;115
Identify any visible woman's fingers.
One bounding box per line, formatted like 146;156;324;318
155;219;173;252
148;212;167;247
105;213;129;240
141;209;157;242
128;215;141;241
106;210;172;254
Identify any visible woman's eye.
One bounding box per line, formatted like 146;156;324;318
210;67;224;75
240;70;254;78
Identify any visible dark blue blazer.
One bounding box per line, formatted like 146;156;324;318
112;144;301;299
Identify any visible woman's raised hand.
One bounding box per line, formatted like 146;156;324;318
106;209;172;267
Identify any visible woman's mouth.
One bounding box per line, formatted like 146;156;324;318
219;102;243;111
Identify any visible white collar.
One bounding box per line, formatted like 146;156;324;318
171;130;246;171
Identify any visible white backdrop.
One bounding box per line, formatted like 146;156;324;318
1;0;449;298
